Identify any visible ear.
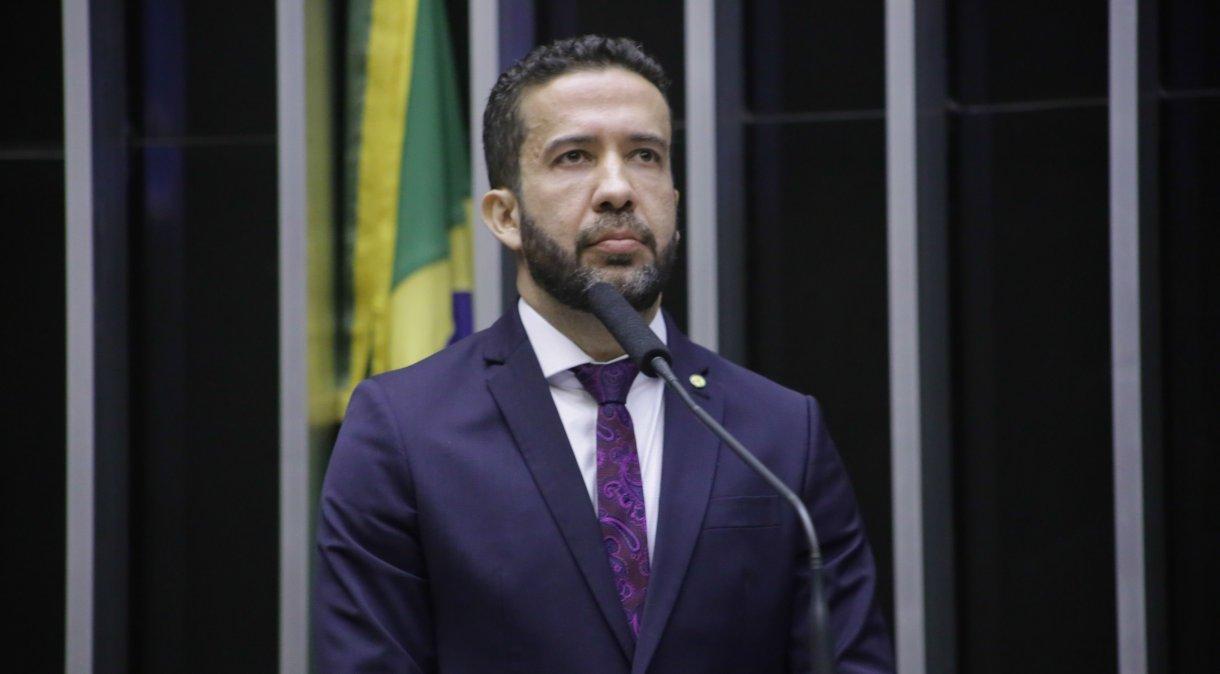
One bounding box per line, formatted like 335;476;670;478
673;188;680;206
481;188;522;252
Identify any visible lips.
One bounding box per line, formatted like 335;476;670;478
586;229;646;255
591;229;641;245
593;237;645;254
579;214;658;259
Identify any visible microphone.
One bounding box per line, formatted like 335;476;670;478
583;282;834;674
584;282;672;377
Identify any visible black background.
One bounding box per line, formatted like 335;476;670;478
1;3;66;670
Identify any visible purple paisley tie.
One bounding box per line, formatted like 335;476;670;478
571;360;650;637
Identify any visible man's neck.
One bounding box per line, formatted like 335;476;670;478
518;272;660;363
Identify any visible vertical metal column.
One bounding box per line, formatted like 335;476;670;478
713;0;746;364
1109;2;1145;670
1110;0;1164;671
886;3;925;665
471;0;502;330
886;0;955;672
684;0;719;350
276;0;309;671
496;0;535;311
65;0;133;669
64;0;95;670
65;3;134;669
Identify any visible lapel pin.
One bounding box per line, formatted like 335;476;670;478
688;374;707;389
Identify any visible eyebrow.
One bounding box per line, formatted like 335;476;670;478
628;133;669;150
542;134;596;156
542;132;671;156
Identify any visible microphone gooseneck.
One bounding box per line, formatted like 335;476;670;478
582;282;834;674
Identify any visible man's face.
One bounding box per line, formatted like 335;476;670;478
514;67;679;311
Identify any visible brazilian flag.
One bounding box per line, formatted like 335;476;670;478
343;0;472;409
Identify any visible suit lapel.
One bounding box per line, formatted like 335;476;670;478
632;322;722;674
483;310;636;662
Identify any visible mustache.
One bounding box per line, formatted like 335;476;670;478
575;213;657;252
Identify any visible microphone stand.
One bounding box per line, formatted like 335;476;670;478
649;356;834;674
581;282;833;673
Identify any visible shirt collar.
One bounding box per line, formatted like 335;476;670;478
518;296;668;383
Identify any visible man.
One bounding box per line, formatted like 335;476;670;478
315;36;894;673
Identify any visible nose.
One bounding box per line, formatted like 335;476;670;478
591;157;634;213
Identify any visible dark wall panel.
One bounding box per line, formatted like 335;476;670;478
745;0;884;113
742;0;892;631
1161;0;1220;90
0;2;65;671
949;0;1107;104
0;157;66;673
0;3;65;146
948;2;1114;670
182;143;280;669
147;2;276;137
127;1;279;671
1161;97;1220;673
951;107;1115;674
129;144;281;674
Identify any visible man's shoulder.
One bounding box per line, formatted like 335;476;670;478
679;337;813;410
366;320;509;396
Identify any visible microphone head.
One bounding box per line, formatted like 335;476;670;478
583;283;673;377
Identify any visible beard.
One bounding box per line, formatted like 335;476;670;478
519;208;678;312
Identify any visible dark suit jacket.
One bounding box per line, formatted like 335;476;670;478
314;307;895;673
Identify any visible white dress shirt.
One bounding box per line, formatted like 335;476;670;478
518;298;666;557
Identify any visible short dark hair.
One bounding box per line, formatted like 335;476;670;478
482;35;671;191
